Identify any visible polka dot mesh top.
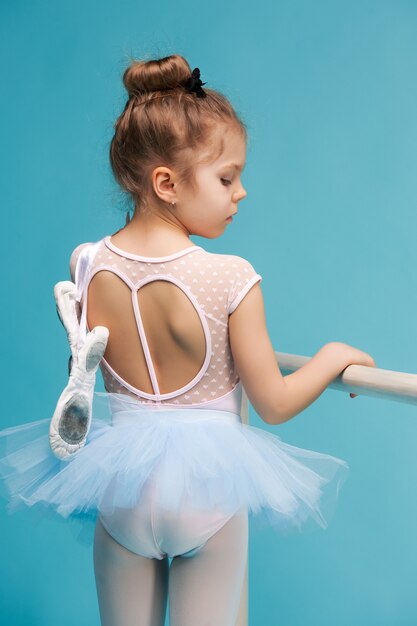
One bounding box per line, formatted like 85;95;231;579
70;236;262;414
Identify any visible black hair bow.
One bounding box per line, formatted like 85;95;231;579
184;67;207;98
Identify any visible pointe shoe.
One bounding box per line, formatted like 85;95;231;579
49;280;109;461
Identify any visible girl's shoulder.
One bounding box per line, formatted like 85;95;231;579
69;241;95;281
201;249;263;315
204;248;261;278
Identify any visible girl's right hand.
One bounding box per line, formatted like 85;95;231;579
333;343;377;399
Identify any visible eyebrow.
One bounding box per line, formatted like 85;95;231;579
222;162;246;171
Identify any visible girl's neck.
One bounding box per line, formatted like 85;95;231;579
111;211;194;256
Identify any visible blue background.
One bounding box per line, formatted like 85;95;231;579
1;1;417;624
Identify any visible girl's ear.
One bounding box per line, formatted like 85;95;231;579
152;166;177;204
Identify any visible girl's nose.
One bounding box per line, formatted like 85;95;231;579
233;186;247;203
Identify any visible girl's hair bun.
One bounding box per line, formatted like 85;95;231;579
123;54;192;97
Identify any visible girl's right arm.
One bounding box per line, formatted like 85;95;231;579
228;283;376;425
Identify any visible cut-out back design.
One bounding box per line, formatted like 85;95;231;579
70;236;262;413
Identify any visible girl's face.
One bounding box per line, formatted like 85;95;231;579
173;127;248;239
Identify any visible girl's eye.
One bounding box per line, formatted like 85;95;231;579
221;178;232;186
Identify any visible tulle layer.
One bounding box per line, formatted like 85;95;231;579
0;391;349;546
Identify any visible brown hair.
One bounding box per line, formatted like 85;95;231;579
109;54;248;214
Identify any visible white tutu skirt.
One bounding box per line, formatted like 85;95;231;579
0;392;349;547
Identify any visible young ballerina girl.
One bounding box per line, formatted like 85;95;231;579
0;54;376;626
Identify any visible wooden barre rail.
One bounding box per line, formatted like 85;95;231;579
274;352;417;405
235;351;417;626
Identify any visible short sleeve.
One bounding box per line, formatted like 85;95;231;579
227;256;263;315
69;242;93;282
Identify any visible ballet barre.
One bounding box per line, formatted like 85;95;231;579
235;351;417;626
275;352;417;406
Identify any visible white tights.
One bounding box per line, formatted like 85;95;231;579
93;511;248;626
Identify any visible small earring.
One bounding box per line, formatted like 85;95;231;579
169;201;176;208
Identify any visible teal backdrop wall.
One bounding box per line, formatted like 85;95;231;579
1;1;417;624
